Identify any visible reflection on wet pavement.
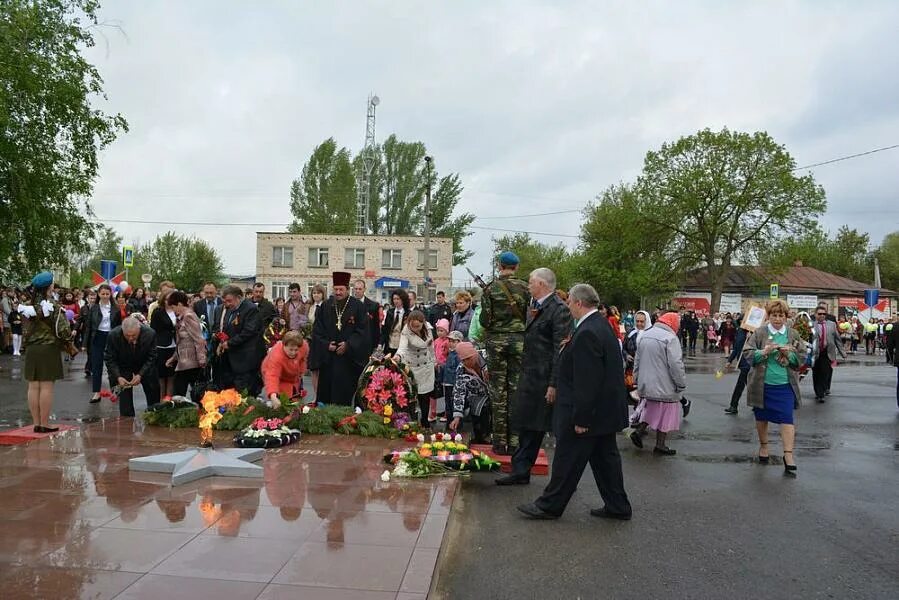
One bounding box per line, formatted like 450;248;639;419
0;420;452;599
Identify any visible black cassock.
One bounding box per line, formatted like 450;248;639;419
312;296;369;405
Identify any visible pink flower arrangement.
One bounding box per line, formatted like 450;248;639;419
251;417;285;431
364;368;409;414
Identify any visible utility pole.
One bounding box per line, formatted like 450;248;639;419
356;94;379;235
422;156;433;304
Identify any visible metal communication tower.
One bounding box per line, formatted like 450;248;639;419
355;94;379;235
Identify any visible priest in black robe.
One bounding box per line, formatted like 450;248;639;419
312;271;370;406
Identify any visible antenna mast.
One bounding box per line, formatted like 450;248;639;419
355;94;379;235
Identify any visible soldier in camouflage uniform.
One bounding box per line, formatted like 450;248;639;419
479;251;530;455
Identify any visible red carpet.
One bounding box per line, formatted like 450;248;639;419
0;425;78;446
470;444;549;475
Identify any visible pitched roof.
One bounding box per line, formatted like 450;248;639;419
682;265;897;297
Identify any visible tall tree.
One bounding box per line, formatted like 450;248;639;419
380;135;427;235
139;232;224;292
0;0;128;282
288;138;357;234
637;128;826;311
873;231;899;292
491;232;574;290
760;225;872;283
428;170;474;265
576;183;682;308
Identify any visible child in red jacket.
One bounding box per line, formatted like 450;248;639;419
261;331;309;409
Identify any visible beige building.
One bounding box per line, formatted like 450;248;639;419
255;233;453;304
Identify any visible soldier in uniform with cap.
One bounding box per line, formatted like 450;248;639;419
312;271;369;405
479;251;530;454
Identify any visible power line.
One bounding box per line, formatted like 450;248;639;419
792;143;899;171
476;208;582;219
469;225;579;238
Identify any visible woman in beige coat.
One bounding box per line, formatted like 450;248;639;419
165;291;207;399
397;310;436;428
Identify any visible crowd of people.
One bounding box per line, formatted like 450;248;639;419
4;258;899;520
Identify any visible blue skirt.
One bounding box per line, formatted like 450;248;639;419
753;383;795;425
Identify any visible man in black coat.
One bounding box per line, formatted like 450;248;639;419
212;285;263;395
313;272;369;406
518;283;632;520
428;291;453;329
104;317;160;417
352;279;381;357
251;283;277;330
497;268;572;485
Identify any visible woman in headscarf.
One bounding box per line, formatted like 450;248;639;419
623;310;651;406
19;272;75;432
629;311;687;456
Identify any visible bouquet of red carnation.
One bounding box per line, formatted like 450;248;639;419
214;332;230;343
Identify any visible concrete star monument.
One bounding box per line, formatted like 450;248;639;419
129;447;264;486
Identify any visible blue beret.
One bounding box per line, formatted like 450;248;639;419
31;271;53;288
498;251;520;266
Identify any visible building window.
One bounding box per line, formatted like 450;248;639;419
345;248;365;269
417;249;438;270
382;249;402;269
272;246;294;268
271;281;290;302
308;247;329;268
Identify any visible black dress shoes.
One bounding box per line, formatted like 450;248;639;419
495;474;530;486
653;446;676;456
590;507;632;521
724;406;738;415
629;431;644;448
516;502;560;520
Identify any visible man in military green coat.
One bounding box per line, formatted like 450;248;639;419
479;251;530;455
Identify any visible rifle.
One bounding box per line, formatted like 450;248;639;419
466;267;488;290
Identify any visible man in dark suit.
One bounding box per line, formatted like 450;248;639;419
313;272;369;405
104;316;160;417
497;267;571;485
212;285;263;395
812;304;845;402
518;283;632;520
352;279;381;357
194;282;222;333
251;283;277;330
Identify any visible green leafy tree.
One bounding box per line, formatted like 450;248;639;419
139;232;224;292
288;138;357;234
289;135;474;265
873;231;899;292
491;233;574;290
0;0;127;282
760;225;872;283
575;183;681;308
637;128;826;311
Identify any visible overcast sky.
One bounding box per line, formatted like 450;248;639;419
85;0;899;287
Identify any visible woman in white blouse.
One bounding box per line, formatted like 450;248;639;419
83;284;121;403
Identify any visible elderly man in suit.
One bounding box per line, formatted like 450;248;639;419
104;316;159;417
194;282;222;335
212;285;263;395
518;283;632;520
496;267;572;486
812;304;846;403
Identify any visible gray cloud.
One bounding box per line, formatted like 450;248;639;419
84;0;899;285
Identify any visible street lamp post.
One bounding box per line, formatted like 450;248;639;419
423;156;433;305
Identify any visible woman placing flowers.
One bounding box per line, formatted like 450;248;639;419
743;299;805;476
397;310;436;428
262;331;309;409
449;342;491;444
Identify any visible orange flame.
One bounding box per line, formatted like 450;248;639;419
198;390;244;444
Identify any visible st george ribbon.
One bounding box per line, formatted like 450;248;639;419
129;447;264;486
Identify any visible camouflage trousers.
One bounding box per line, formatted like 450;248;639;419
485;333;524;451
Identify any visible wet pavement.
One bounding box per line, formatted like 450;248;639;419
434;354;899;600
0;355;453;599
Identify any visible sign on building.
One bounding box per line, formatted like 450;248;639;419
787;294;818;309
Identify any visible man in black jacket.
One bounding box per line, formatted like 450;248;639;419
194;282;222;334
352;279;381;356
428;291;453;329
313;272;369;405
104;317;160;417
212;285;263;395
497;268;571;486
251;283;277;330
518;283;632;520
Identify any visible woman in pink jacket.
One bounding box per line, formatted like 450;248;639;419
262;331;309;409
165;291;207;399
